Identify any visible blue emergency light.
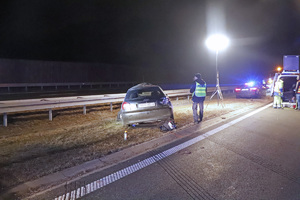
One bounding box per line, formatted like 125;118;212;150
245;81;255;87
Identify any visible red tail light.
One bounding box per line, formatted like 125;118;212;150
235;88;241;92
122;102;130;111
250;87;257;91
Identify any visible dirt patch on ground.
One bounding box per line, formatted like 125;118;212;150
0;93;272;192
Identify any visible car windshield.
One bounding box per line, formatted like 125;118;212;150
125;87;165;101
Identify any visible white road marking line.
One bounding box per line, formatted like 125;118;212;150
54;103;272;200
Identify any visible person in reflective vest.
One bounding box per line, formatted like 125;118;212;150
190;73;207;124
295;76;300;110
273;78;284;109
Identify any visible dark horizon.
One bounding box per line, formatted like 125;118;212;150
0;0;299;84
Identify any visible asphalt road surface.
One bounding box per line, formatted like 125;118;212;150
34;105;300;200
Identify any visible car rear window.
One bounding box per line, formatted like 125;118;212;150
125;87;165;101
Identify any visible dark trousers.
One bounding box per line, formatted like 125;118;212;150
296;94;300;110
192;100;204;122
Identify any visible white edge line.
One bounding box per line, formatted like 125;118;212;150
54;103;272;199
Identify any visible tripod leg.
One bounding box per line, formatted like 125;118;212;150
207;86;225;108
217;89;225;108
210;89;218;100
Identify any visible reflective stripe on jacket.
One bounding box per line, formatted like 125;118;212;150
194;82;206;97
274;80;283;93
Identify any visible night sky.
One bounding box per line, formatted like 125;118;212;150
0;0;300;84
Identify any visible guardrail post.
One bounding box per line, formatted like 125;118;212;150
110;102;113;112
176;97;178;101
83;105;86;115
3;113;7;127
188;96;190;101
8;87;10;92
25;86;28;92
49;109;53;121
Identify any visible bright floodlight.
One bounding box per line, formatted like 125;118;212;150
205;34;229;52
205;34;230;108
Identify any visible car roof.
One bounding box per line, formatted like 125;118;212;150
278;73;299;78
128;83;161;91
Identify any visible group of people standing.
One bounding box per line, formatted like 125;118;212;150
190;73;300;126
273;76;300;110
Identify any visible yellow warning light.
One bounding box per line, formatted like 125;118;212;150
277;66;282;72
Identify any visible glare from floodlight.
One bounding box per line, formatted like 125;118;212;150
205;34;230;108
205;34;229;52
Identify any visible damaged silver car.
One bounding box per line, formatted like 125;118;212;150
118;83;173;126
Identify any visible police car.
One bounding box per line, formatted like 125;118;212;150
235;81;264;98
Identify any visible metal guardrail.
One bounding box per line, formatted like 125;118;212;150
0;82;136;92
0;87;235;127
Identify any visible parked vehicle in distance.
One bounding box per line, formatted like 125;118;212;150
235;81;265;98
269;55;299;107
117;83;173;126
